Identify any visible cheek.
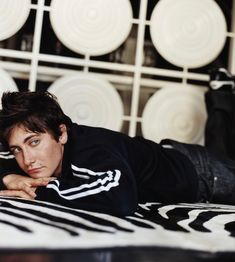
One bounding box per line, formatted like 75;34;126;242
45;143;64;167
40;141;59;158
15;155;24;168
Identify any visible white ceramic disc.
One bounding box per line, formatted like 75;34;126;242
50;0;133;56
142;85;207;144
150;0;227;68
48;74;124;131
0;0;31;41
0;67;18;107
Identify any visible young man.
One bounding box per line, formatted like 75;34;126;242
0;91;234;216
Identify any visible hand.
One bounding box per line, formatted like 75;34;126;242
0;189;36;200
2;174;55;198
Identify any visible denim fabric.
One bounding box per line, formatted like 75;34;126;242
161;139;235;205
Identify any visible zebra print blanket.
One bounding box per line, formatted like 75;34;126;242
0;197;235;252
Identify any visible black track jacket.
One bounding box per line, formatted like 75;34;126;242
0;123;199;216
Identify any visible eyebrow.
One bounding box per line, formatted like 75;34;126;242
9;134;39;149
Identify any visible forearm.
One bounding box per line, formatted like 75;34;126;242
35;176;138;216
35;186;137;216
0;160;26;190
0;175;55;199
0;171;22;190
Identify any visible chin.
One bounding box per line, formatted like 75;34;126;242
29;173;50;179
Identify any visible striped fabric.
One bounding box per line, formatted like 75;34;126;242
0;197;234;252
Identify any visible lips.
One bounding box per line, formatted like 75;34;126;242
27;167;42;175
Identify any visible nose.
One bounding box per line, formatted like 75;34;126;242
23;148;35;166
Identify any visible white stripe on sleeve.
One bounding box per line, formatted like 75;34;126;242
46;165;121;200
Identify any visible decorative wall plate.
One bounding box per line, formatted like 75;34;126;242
0;68;18;104
48;74;124;131
0;0;31;41
150;0;227;68
142;85;207;144
50;0;133;56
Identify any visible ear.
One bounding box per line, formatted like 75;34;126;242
58;124;68;144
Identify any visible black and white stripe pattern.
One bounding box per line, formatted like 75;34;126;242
46;164;121;200
0;197;234;252
0;151;14;159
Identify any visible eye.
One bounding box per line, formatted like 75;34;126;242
30;139;40;146
11;147;21;156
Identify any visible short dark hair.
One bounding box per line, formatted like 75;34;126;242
0;91;72;146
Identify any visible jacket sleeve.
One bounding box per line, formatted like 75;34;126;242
35;148;138;216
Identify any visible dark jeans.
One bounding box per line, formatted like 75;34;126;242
161;139;235;205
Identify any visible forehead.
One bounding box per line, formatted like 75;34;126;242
8;125;44;145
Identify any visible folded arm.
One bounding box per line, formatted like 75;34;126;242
0;174;55;199
35;164;138;216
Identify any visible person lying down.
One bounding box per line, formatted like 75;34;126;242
0;91;234;216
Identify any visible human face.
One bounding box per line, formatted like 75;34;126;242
8;124;68;178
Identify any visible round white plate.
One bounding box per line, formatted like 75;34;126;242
142;85;207;144
50;0;133;56
0;0;31;41
0;67;18;106
150;0;227;68
48;74;124;131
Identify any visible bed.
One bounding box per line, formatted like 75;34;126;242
0;196;235;261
